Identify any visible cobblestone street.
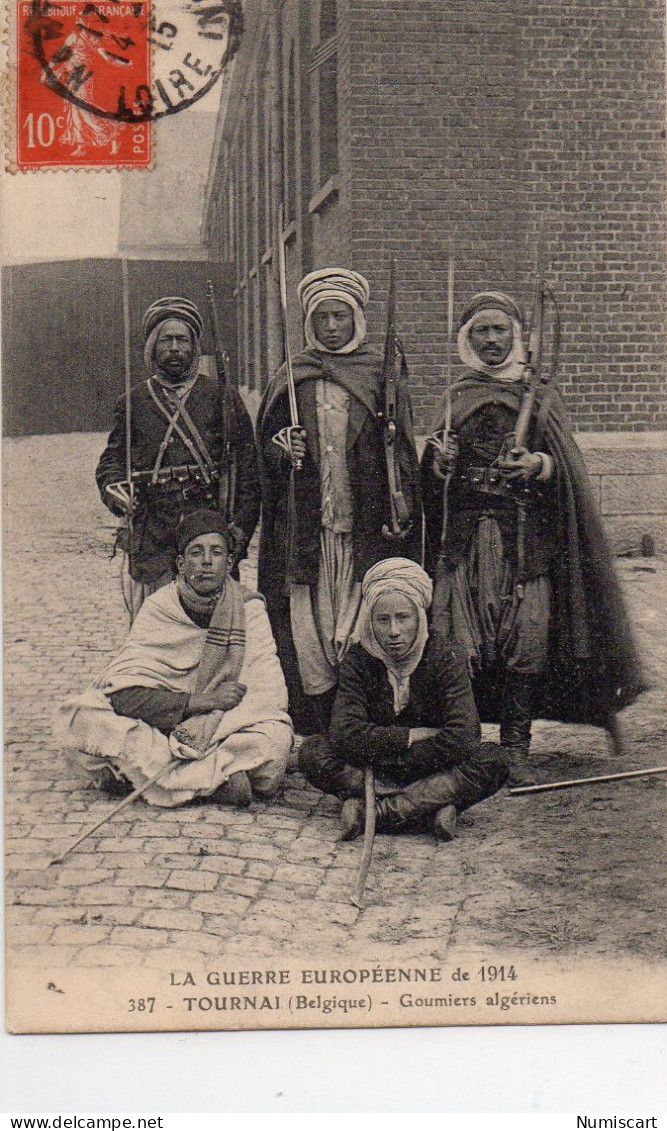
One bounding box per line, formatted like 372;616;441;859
4;432;666;980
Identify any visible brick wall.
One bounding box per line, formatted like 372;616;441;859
205;0;665;434
515;0;667;431
344;0;522;427
340;0;665;432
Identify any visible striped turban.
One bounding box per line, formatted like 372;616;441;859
297;268;370;354
357;558;433;713
457;291;527;384
142;297;204;377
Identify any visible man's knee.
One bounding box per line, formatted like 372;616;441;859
460;741;510;795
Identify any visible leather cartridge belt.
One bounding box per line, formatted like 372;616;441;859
132;464;220;494
458;465;540;504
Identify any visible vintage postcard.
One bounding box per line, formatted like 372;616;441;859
2;0;665;1035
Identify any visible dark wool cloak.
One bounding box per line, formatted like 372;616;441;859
420;374;646;726
97;374;260;583
256;346;422;727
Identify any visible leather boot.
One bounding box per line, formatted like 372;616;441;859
216;771;252;808
433;804;457;842
501;672;539;786
93;764;133;798
375;746;508;835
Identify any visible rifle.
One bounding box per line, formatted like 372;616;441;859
425;253;456;554
271;202;303;470
380;257;411;541
206;280;237;523
511;220;548;453
498;218;548;600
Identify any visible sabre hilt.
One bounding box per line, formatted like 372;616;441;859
272;425;304;471
381;519;412;542
425;428;458;478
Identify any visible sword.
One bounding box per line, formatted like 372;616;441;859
272;202;303;470
121;258;137;625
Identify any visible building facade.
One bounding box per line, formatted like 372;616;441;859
203;0;666;549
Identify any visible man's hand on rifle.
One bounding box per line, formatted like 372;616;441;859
432;434;459;481
105;481;139;515
498;445;544;482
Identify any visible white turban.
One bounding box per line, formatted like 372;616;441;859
357;558;433;714
457;291;527;383
298;268;370;354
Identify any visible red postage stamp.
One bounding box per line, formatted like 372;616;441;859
15;0;152;169
11;0;240;171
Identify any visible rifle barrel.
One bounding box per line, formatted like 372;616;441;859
444;254;454;436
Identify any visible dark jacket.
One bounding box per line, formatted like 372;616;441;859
96;374;260;583
421;374;646;724
329;633;481;784
256;346;422;607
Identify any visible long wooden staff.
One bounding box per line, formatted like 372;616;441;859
207;279;237;523
271;202;302;470
351;767;376;910
509;765;667;797
439;253;455;550
48;759;180;867
121;258;137;625
426;253;455;623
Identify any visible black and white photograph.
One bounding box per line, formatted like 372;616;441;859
2;0;666;1036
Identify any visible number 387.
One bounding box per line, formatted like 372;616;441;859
128;998;155;1012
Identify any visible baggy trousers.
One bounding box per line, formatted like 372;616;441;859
299;735;509;825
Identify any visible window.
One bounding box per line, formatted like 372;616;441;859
318;52;337;183
309;0;338;200
285;43;297;224
320;0;336;41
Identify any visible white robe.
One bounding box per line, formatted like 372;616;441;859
56;583;293;807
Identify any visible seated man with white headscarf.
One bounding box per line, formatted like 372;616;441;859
298;558;509;841
57;510;292;809
256;268;422;735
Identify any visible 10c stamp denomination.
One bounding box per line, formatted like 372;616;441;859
11;0;243;170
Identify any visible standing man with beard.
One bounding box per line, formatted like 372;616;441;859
257;268;422;733
420;291;644;785
97;297;260;609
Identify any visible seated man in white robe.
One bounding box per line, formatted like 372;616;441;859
58;510;293;808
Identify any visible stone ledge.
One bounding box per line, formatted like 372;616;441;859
574;431;666;475
602;474;667;515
